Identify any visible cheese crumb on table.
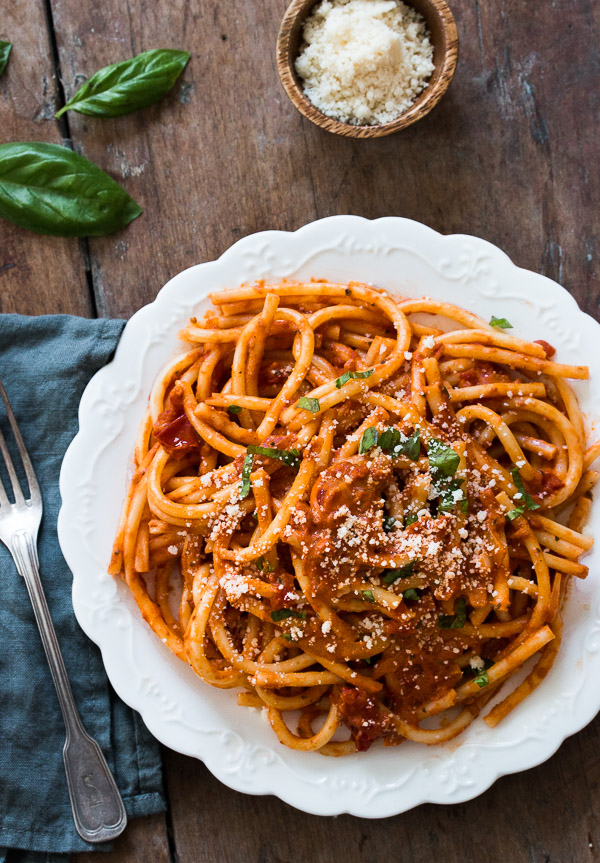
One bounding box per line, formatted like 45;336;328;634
295;0;435;126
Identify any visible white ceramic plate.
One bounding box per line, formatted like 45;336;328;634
58;216;600;817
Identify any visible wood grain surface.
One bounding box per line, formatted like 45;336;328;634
0;1;91;315
2;0;599;860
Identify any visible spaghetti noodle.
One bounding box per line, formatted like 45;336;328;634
110;281;597;754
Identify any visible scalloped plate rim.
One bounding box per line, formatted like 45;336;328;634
58;215;600;818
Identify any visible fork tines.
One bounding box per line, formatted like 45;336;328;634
0;378;41;507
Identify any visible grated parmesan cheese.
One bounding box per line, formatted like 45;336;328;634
469;656;485;671
295;0;435;126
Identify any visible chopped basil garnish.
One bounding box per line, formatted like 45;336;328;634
358;426;379;454
271;608;307;622
490;316;513;329
438;478;467;513
428;438;465;512
428;438;460;478
380;426;421;461
404;513;419;527
506;506;525;521
247;444;301;469
362;589;375;603
297;396;320;413
383;560;416;586
283;633;293;642
360;425;421;460
382;514;396;533
377;426;398;452
256;556;274;573
510;467;540;511
398;428;421;461
240;453;254;499
473;669;489;688
228;404;242;414
439;597;467;629
403;588;420;601
335;368;374;388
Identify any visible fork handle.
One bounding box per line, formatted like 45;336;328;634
11;529;128;844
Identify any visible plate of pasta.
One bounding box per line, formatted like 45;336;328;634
59;215;600;817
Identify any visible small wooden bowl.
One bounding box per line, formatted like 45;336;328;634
276;0;459;138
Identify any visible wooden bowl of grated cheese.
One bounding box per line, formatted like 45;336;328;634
277;0;459;138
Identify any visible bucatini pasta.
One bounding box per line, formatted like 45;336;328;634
110;281;597;754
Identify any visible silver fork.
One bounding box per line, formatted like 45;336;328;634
0;379;127;844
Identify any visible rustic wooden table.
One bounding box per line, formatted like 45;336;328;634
2;1;599;860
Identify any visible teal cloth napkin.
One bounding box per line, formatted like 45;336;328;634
0;315;165;860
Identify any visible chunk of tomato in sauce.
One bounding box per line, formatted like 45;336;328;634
333;687;388;752
534;339;556;359
154;413;200;459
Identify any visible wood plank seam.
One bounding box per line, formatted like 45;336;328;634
41;0;99;320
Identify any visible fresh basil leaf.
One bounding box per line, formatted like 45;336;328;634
56;49;190;118
283;633;293;642
439;597;467;629
473;669;489;688
490;316;513;329
335;368;374;388
510;467;540;511
506;507;525;521
270;608;306;622
428;438;460;478
0;142;142;237
297;396;320;413
383;560;416;586
240;453;254;499
382;514;396;533
402;588;420;601
358;426;379;454
247;444;301;469
362;589;375;603
404;513;419;527
0;41;12;77
228;404;242;414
